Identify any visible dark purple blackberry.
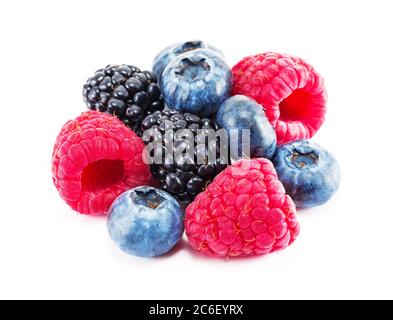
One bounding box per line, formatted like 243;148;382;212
141;108;228;208
83;64;164;136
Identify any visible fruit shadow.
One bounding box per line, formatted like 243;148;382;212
296;207;316;215
73;212;108;223
72;215;277;263
156;238;188;259
179;238;272;263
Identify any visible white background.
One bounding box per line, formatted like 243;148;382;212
0;0;392;300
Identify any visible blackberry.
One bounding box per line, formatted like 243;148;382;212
141;108;228;208
83;64;164;136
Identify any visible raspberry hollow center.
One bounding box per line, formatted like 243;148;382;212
81;159;125;192
279;89;313;122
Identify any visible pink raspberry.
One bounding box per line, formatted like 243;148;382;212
232;52;327;144
52;111;151;215
185;158;300;258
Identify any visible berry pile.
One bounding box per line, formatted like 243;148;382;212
52;40;340;260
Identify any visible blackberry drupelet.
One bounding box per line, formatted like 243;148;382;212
83;64;164;136
141;108;227;208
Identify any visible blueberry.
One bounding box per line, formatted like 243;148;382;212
152;40;222;82
272;140;341;208
107;186;184;257
216;95;277;160
160;49;232;117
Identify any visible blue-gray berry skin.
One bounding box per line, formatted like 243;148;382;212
160;49;232;117
272;140;341;208
152;40;222;83
107;186;184;257
216;95;277;160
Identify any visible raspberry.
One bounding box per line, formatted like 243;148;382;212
52;111;151;215
185;158;300;258
232;52;327;144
